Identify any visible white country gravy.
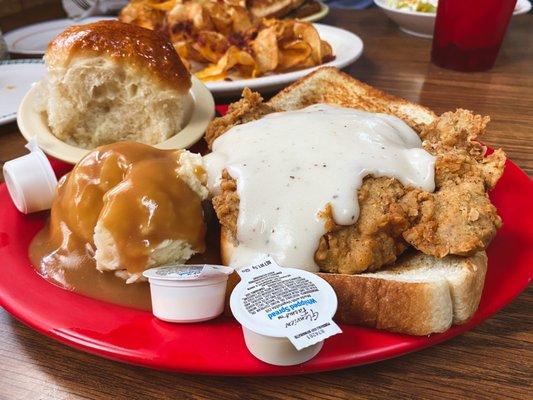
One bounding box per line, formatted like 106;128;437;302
204;104;436;272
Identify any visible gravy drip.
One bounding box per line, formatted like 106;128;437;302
205;104;436;271
29;141;207;310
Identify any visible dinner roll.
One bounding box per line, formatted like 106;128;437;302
39;20;191;149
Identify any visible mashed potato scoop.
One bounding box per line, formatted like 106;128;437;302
45;141;208;283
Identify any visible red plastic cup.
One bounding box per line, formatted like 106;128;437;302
431;0;517;72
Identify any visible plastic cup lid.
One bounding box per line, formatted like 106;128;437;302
230;256;341;350
142;264;234;282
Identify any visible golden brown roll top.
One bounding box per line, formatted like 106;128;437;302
45;20;191;93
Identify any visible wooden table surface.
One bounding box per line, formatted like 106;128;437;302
1;5;532;400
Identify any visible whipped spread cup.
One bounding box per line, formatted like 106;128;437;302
3;140;58;214
230;256;341;366
143;264;234;323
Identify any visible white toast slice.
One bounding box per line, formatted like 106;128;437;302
221;227;487;336
268;67;437;132
318;251;487;335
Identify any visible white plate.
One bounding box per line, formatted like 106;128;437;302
375;0;531;39
17;76;215;164
4;16;116;55
204;24;363;96
298;1;330;23
0;59;46;125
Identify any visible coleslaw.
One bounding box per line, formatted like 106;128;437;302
387;0;438;13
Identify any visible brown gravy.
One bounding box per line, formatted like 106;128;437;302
29;216;221;311
29;141;219;311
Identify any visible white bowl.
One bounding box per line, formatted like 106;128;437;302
375;0;532;39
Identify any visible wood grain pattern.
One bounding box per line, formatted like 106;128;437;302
1;4;532;399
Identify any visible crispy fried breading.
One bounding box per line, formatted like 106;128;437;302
315;178;412;274
205;88;274;148
397;110;505;259
421;109;489;159
396;112;505;264
212;170;240;235
208;96;506;273
401;177;501;257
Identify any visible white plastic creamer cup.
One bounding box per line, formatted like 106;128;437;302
3;140;58;214
142;264;234;323
241;327;324;366
230;256;341;366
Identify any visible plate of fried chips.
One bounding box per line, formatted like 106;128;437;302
119;0;363;95
202;23;363;96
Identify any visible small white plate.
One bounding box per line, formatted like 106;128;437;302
204;23;363;96
0;59;46;125
298;1;330;23
375;0;531;39
4;16;116;55
17;76;215;164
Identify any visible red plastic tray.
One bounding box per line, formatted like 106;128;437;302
0;158;531;375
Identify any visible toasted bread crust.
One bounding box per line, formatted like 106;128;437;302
269;67;437;132
319;251;487;333
205;67;437;148
318;273;452;335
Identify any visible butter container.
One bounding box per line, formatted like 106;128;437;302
230;256;341;366
241;327;324;366
3;140;57;214
143;264;234;323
